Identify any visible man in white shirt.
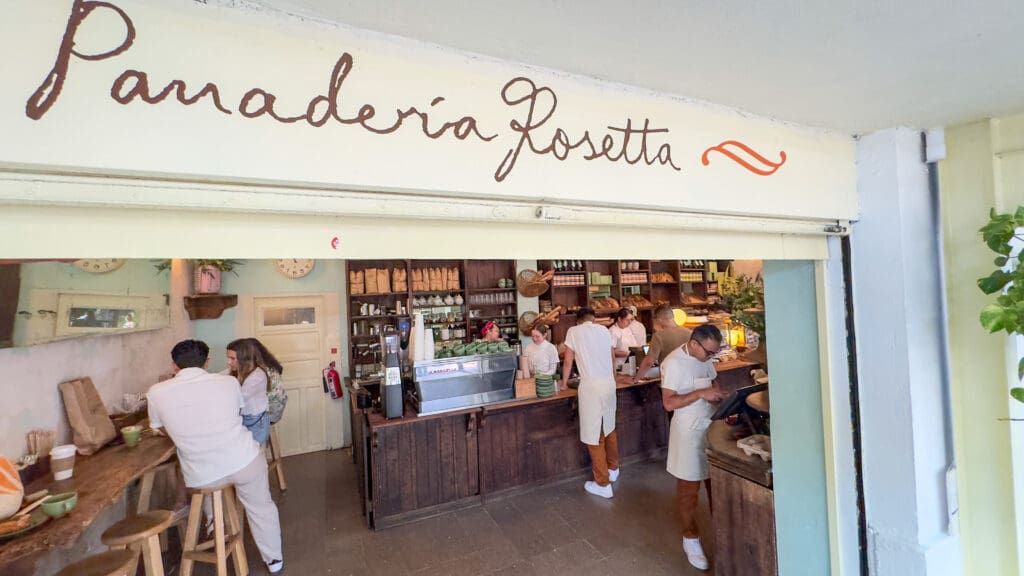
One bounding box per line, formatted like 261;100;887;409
561;308;620;499
147;340;284;574
660;325;726;571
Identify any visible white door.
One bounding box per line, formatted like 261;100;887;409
254;296;327;456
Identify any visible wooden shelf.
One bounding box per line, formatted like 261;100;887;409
467;287;517;293
351;292;407;297
184;294;237;320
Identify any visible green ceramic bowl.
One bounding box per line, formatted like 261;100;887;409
41;492;78;518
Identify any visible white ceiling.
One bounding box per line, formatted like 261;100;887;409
236;0;1024;133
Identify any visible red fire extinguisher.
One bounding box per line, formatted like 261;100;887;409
322;361;342;399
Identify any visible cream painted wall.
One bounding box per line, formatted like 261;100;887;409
940;117;1024;575
0;0;856;223
0;259;191;460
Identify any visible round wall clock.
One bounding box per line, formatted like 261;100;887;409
73;259;126;273
275;258;316;279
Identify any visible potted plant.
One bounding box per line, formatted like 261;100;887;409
718;273;766;341
977;208;1024;403
193;260;242;295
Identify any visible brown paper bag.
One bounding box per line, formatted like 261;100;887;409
59;377;116;455
365;268;379;293
377;269;391;293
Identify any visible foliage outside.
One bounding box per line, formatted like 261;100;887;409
977;208;1024;403
718;274;765;338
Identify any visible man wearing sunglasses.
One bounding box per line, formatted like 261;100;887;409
660;324;727;571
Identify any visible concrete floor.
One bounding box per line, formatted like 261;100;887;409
222;450;715;576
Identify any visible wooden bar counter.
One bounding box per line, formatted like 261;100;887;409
350;360;756;529
0;436;175;574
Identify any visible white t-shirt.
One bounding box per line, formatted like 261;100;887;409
660;345;718;416
628;320;647;346
147;367;261;487
240;368;270;416
564;321;614;379
524;340;559;376
609;324;639;368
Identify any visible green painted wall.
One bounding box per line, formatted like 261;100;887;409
764;260;830;574
939;117;1023;575
192;260;346;372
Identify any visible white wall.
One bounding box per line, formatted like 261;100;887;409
851;128;960;574
0;260;191;460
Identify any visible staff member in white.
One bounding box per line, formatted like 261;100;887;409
524;325;559;376
660;325;727;571
148;340;284;574
561;308;620;498
608;308;640;370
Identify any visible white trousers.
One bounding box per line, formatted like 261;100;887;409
197;454;282;564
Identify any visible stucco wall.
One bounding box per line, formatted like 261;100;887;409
0;260;191;460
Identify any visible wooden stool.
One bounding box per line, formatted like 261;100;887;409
102;510;175;576
55;550;138;576
180;484;247;576
137;460;186;551
267;424;287;491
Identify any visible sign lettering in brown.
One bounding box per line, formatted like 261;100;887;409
25;0;786;182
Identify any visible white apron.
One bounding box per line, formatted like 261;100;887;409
578;375;617;445
666;377;715;481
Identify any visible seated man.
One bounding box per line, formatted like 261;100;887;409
147;339;284;574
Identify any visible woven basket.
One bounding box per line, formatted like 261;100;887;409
516;269;550;298
518;311;539;336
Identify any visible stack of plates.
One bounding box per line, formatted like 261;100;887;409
535;374;556;398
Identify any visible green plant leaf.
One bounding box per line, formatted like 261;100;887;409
1012;388;1024;404
980;304;1006;333
1018;357;1024;381
995;256;1009;267
978;270;1013;294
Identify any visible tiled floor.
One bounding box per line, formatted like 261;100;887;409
222;450;715;576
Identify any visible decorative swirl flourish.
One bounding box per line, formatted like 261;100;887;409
701;140;787;176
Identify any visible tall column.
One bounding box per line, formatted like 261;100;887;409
851;128;961;574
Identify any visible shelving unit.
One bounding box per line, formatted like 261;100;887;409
345;259;519;377
537;259;731;344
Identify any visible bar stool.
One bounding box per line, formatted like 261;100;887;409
180;484;247;576
102;510;175;576
137;460;187;551
55;550;138;576
267;424;287;491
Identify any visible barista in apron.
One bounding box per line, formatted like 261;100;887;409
561;307;619;499
660;324;727;571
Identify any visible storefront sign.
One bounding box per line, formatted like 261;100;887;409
0;0;856;220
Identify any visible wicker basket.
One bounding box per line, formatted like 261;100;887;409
518;311;539;336
516;269;550;298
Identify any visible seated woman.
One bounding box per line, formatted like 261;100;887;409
226;338;283;445
480;320;504;342
524;324;559;377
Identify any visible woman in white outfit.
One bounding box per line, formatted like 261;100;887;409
660;324;726;571
524;325;559;376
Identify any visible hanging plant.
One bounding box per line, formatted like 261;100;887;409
977;207;1024;403
192;260;243;295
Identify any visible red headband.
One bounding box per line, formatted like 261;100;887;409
481;321;496;336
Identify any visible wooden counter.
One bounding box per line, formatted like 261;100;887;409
0;435;175;573
349;360;756;529
706;420;777;575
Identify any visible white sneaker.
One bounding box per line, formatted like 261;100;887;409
682;538;709;570
268;559;284;573
584;481;613;499
609;468;620;483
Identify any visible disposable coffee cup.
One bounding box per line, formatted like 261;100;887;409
50;444;77;481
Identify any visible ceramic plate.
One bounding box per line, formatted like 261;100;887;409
0;508;50;541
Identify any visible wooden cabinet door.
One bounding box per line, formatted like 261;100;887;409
369;412;479;522
523;400;585;482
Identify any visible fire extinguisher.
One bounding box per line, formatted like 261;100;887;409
322;361;342;399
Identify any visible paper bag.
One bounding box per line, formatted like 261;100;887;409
366;268;379;293
59;377;116;455
377;269;391;293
